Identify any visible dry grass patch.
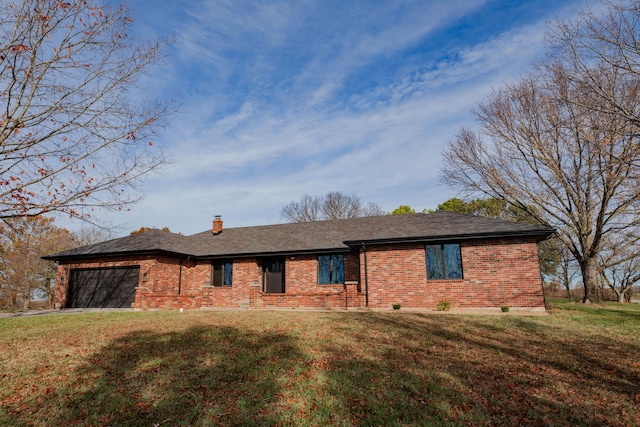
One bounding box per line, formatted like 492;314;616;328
0;300;639;426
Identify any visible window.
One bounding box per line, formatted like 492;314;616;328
211;261;233;286
426;244;462;280
318;254;344;284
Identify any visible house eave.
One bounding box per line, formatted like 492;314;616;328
344;229;555;247
195;247;352;261
42;249;192;262
44;247;355;263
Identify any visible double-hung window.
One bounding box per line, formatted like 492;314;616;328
318;254;344;284
211;261;233;287
426;244;462;280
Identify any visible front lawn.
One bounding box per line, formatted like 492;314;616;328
1;300;638;426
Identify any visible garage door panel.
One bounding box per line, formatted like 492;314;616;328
68;267;139;308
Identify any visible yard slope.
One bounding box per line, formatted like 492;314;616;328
1;300;638;426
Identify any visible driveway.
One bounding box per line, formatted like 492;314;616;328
0;308;133;318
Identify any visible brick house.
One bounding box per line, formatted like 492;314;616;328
44;211;554;311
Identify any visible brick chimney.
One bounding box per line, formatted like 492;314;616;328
212;215;223;235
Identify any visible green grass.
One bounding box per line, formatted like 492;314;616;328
1;301;639;426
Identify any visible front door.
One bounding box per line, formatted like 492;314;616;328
263;258;285;293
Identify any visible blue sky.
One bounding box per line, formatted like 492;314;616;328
90;0;583;236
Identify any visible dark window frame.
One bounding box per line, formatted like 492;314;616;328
211;261;233;287
425;243;463;280
318;254;345;285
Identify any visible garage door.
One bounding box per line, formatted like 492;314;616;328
68;267;140;308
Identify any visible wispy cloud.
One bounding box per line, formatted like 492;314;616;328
81;0;584;235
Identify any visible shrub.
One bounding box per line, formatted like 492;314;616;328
437;300;451;311
392;303;401;310
501;306;510;312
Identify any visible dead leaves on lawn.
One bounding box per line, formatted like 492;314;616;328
0;306;639;426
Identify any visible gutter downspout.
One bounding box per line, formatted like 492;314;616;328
362;243;369;308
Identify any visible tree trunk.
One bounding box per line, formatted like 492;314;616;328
22;296;30;310
563;264;572;300
581;257;601;304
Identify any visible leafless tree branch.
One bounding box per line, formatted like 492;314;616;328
0;0;174;220
281;191;384;223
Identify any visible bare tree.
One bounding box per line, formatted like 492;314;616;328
0;0;172;221
321;191;384;220
548;0;640;131
441;61;640;303
73;226;115;246
597;238;640;303
281;191;384;223
281;194;322;223
549;246;580;300
599;263;640;303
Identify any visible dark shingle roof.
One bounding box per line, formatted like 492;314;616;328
44;211;555;261
43;228;193;260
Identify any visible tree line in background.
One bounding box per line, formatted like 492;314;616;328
280;191;385;222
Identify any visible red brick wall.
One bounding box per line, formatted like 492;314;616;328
254;253;364;309
362;238;545;309
52;238;544;310
53;252;365;310
197;259;258;309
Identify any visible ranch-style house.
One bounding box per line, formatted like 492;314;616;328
44;211;555;311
